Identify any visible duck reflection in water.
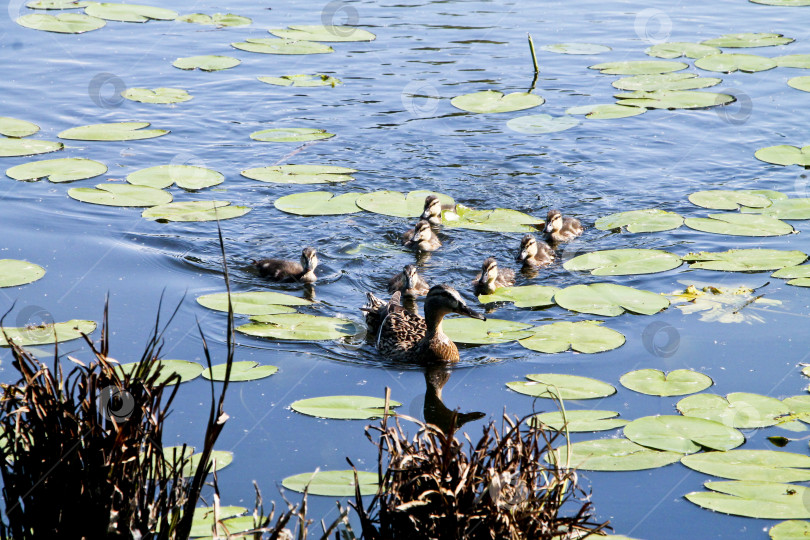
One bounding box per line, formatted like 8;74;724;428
423;365;485;435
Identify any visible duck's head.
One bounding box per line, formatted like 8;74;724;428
425;284;485;321
480;257;499;284
545;209;563;234
410;219;434;244
403;264;419;289
300;247;318;272
420;195;442;222
517;234;538;262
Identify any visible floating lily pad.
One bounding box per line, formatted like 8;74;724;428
202;361;278;382
242;164;355;184
772;265;810;286
176;13;251;27
117;359;203;385
682;249;807;271
688;190;774;210
620;369;713;397
443;318;534;344
507;373;616;400
189;507;250;538
518;321;626;354
755;145;810;168
17;12;105;33
0;117;39;138
702;33;794;48
668;284;780;324
274;191;361;216
540;43;611;54
624;415;744;453
595;209;683;233
685;213;794;237
769;520;810;540
450;90;544;113
68;184;171;207
677;392;790;428
26;0;90;8
477;285;558;307
127;165;223;190
547;438;682;471
268;25;376;42
695;53;777;73
564;248;682;275
172;55;240;71
281;470;377;497
777;55;810;68
142;201;250;222
531;410;627;432
238;314;356;341
291;395;401;420
0;259;45;288
6;157;106;182
58;121;168;141
442;204;543;232
258;74;341;87
645;42;721;59
682;450;810;483
251;128;334;143
506;114;580;134
615;90;734;109
742;199;810;219
788;76;810;93
612;73;722;92
163;446;232;477
0;319;96;346
232;38;334;55
83;2;177;22
686;481;810;519
0;139;63;157
589;60;688;75
355;190;454;218
122;87;191;104
554;283;669;317
197;291;309;314
565;104;646;119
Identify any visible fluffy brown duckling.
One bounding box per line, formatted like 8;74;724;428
420;195;455;226
544;209;583;244
253;247;318;283
516;234;554;268
472;257;515;296
402;219;442;252
388;264;430;296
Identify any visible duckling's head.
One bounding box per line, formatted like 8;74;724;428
411;219;434;243
545;209;563;234
420;195;442;222
425;284;485;320
480;257;499;284
300;247;318;272
517;234;538;262
403;264;419;289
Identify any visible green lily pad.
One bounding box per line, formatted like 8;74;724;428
772;264;810;287
682;249;807;271
519;321;626;353
615;90;735;109
274;191;361;216
751;0;810;4
540;43;611;54
702;33;794;48
565;103;647;119
742;199;810;219
176;13;251;27
0;319;96;346
769;520;810;540
547;438;682;471
258;74;341;87
142;201;250;222
443;318;534;344
238;314;356;341
788;76;810;93
531;410;627;432
755;145;810;167
231;38;334;55
122;87;191;104
554;283;669;317
163;446;232;477
0;139;63;157
202;361;278;382
477;285;558;307
442;204;543;232
355;190;454;218
624;415;744;454
189;506;249;538
126;165;223;190
620;369;713;397
26;0;90;8
645;42;721;59
695;53;777;73
668;283;781;324
682;450;810;483
0;259;45;287
612;73;722;92
172;55;240;71
563;248;682;275
291;395;401;420
507;373;616;400
6;157;107;182
68;184;171;207
58;121;168;141
241;164;355;184
686;481;810;519
677;392;790;428
777;55;810;68
250;128;334;143
268;25;376;42
0;117;39;138
595;209;683;233
684;213;794;236
450;90;544;114
83;2;177;22
506;114;580;134
17;12;105;33
589;60;688;75
117;359;203;385
688;190;774;210
281;470;377;497
197;291;309;314
190;512;255;539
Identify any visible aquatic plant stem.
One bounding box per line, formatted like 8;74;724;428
527;33;539;93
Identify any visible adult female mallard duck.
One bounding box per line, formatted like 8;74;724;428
388;264;430;296
362;284;485;363
543;209;583;244
420;195;455;226
516;234;554;268
472;257;515;296
253;247;318;283
402;219;442;252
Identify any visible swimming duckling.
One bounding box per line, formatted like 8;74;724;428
388;264;430;296
544;209;583;244
472;257;515;296
516;234;554;268
403;219;442;252
253;247;318;283
420;195;455;226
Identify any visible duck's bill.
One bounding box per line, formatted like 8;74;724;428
516;251;528;262
458;304;486;321
544;224;553;233
420;209;432;220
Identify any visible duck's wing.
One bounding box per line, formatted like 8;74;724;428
497;267;516;287
563;216;584;235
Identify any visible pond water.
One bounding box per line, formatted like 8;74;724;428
2;0;810;537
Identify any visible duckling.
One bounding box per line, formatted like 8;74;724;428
253;247;318;283
388;264;430;296
402;219;442;252
544;209;583;244
420;195;455;226
516;234;554;268
472;257;515;296
362;284;485;363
